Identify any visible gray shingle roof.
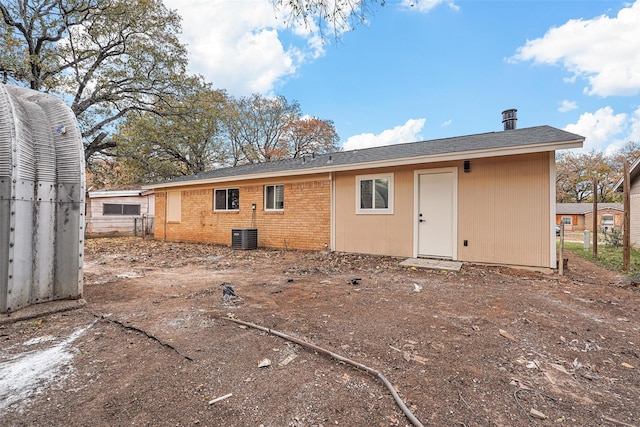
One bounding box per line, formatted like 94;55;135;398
556;203;623;215
614;156;640;192
151;125;583;186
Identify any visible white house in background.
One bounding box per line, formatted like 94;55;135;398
86;189;155;236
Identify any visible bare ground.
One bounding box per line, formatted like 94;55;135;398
1;237;639;427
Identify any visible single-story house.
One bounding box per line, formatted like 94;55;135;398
556;203;623;232
86;189;155;236
144;117;584;271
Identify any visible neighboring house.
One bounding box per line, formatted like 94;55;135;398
86;189;155;236
556;203;623;232
144;119;583;271
614;158;640;248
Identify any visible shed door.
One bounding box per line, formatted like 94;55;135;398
418;172;455;258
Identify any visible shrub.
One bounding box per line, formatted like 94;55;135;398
603;228;623;248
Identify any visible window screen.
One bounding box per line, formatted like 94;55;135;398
215;188;240;211
359;178;389;210
103;203;140;215
265;185;284;210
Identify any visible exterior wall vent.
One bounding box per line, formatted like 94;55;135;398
502;108;518;131
0;84;85;314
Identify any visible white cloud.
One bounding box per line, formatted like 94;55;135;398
342;118;426;151
441;119;452;127
558;100;578;113
164;0;324;96
401;0;459;13
601;106;640;155
511;1;640;97
165;0;458;96
563;106;628;152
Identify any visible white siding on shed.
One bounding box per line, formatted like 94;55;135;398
86;192;154;235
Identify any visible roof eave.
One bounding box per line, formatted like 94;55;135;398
88;190;146;198
613;156;640;192
144;139;584;190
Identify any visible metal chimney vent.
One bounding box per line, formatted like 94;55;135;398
502;108;517;130
0;84;85;314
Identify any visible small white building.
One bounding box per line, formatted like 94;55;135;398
86;189;155;236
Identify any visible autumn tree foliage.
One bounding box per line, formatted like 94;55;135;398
224;94;301;164
281;117;340;158
223;94;341;166
556;141;640;203
556;151;610;203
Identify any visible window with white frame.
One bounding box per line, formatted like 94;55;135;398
265;184;284;210
356;174;394;214
561;216;572;225
601;214;615;226
214;188;240;211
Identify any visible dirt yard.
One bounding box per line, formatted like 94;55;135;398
1;237;639;427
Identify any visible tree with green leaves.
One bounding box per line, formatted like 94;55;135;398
105;91;341;187
112;86;230;185
1;1;348;187
0;0;191;161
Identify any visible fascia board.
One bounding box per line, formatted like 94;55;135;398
144;139;584;189
88;190;144;198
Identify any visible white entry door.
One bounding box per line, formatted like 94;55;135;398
418;171;455;258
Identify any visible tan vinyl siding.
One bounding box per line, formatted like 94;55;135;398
333;152;553;268
631;193;640;248
457;152;551;267
334;165;420;256
629;179;640;248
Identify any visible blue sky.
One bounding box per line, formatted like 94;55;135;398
164;0;640;154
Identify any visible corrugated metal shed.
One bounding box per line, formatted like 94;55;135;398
0;84;85;314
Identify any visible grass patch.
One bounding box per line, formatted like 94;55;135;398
561;241;640;276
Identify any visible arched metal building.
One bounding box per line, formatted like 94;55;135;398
0;84;85;314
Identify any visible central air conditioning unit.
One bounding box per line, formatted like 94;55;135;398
231;228;258;250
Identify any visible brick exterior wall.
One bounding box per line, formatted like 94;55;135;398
584;208;623;232
153;177;331;251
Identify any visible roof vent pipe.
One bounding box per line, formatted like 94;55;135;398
502;108;517;130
